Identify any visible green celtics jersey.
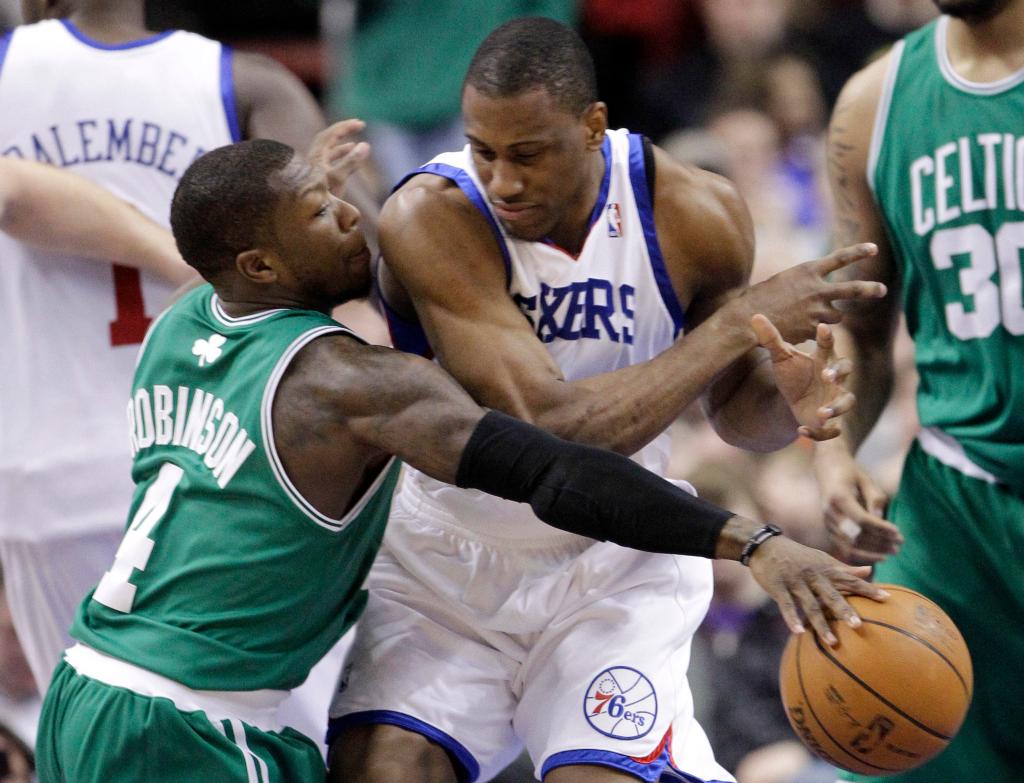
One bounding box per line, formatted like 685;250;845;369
870;16;1024;493
72;284;401;691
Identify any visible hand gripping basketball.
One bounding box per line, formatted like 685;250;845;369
779;584;972;775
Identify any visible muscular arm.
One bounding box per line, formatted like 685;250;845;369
379;168;774;457
823;55;902;453
0;157;193;284
278;334;884;642
655;153;800;451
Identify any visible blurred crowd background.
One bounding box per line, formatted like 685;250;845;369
0;2;932;782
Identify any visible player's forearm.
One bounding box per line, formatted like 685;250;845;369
0;160;193;284
535;303;758;455
834;327;895;455
457;410;739;557
703;357;797;453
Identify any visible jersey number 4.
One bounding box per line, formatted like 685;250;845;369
932;221;1024;339
110;265;153;346
93;463;183;613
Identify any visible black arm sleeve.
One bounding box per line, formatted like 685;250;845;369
455;410;732;558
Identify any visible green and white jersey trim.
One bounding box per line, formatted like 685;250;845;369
935;16;1024;96
260;324;400;532
917;427;1000;484
867;40;905;196
64;643;288;731
210;294;288;327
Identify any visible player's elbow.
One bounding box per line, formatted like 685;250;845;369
704;401;796;453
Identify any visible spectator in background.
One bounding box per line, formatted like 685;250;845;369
643;0;796;138
325;0;576;190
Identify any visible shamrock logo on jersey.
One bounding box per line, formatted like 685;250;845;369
192;333;227;367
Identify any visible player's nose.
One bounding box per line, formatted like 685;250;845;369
335;198;361;231
489;159;524;200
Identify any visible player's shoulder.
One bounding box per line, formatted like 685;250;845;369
833;49;896;132
650;146;747;231
381;171;489;239
649;145;753;270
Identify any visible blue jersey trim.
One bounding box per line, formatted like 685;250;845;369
542;747;668;782
395;163;512;288
327;710;480;783
662;765;732;783
60;19;174;50
585;135;613;234
627;134;685;337
0;31;11;85
380;292;432;357
220;45;242;143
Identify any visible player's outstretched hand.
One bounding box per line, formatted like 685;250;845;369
735;243;886;343
747;535;888;646
307;118;371;197
751;314;853;441
814;440;904;564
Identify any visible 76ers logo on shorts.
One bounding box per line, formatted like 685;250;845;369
584;666;657;739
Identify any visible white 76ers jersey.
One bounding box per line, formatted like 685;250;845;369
0;20;238;539
395;129;686;543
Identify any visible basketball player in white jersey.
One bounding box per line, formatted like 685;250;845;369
328;18;887;783
0;0;368;744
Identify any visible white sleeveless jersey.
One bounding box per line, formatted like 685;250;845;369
0;20;239;539
395;128;686;543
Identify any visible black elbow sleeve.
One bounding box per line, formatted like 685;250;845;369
455;411;731;558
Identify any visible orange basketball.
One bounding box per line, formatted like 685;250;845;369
778;584;972;776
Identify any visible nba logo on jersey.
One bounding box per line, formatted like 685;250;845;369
606;203;623;237
584;666;657;739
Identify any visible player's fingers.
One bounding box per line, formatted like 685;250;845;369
792;580;838;646
772;588;806;636
861;483;891;519
812;572;862;629
834;567;889;602
751;314;792;362
800;423;842;441
317;118;366;144
822;357;853;384
826;280;889;301
816;242;878;275
820;390;855;418
815;322;835;352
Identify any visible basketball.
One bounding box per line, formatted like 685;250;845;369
778;584;972;776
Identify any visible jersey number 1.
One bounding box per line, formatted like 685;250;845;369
93;463;184;613
110;265;153;346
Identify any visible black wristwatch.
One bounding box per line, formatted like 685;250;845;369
739;523;783;566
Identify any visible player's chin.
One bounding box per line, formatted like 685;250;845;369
500;215;554;242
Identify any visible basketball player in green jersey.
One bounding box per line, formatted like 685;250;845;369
814;1;1024;780
34;139;887;782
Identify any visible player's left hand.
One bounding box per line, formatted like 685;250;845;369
307;118;371;197
747;534;888;646
751;314;852;441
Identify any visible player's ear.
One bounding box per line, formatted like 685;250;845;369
235;248;278;284
582;102;608;151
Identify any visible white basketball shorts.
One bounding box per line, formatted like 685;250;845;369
329;479;734;783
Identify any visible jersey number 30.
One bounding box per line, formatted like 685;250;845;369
93;463;184;613
932;222;1024;339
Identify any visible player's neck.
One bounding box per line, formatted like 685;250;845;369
67;2;150;44
544;147;607;256
213;285;333;318
945;4;1024;81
